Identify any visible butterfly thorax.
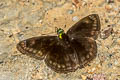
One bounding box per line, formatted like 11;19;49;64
57;28;69;40
57;28;70;45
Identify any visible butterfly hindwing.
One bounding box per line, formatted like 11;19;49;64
17;36;58;60
67;14;100;39
70;37;97;67
44;38;79;73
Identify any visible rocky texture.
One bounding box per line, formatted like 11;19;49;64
0;0;120;80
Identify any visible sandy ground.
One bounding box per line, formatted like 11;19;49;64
0;0;120;80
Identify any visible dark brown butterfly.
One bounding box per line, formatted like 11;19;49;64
17;14;101;73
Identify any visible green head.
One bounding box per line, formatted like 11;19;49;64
56;28;65;39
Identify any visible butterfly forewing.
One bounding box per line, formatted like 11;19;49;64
67;14;100;39
17;36;58;60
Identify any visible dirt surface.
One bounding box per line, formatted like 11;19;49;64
0;0;120;80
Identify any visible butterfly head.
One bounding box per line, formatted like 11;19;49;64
56;28;65;39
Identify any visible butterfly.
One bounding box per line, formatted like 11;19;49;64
17;14;101;73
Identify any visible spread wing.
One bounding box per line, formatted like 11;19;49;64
67;14;100;39
65;14;100;70
17;36;58;60
44;39;79;73
70;37;97;67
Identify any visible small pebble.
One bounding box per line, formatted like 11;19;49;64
106;0;114;3
100;26;113;39
116;39;120;45
72;0;79;7
108;63;113;68
105;19;109;23
86;77;93;80
108;54;113;58
0;60;3;64
72;16;79;22
68;10;74;14
39;20;43;23
114;60;118;65
81;75;87;80
17;33;24;40
105;5;113;11
93;74;106;80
